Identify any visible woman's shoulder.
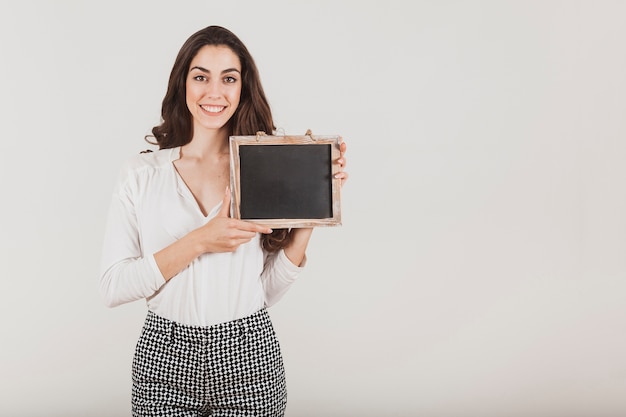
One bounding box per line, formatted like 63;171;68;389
113;147;179;190
123;147;179;172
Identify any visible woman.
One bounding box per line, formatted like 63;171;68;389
99;25;347;416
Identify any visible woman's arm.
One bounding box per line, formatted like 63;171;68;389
261;140;349;305
281;140;348;266
282;228;313;266
100;182;270;307
153;187;272;281
99;182;165;307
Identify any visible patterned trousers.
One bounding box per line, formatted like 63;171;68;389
131;309;287;417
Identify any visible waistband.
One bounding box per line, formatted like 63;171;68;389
143;309;270;343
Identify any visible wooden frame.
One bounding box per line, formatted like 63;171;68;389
229;132;342;228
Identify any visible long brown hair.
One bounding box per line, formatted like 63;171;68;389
149;25;290;251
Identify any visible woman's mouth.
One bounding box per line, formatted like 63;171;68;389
200;105;226;114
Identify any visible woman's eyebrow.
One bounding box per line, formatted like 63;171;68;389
189;66;241;74
221;68;241;74
189;66;209;74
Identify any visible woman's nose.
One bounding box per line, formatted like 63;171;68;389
205;80;222;98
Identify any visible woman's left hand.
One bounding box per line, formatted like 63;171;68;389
285;137;349;262
334;140;349;186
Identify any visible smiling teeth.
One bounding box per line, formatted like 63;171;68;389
202;105;225;113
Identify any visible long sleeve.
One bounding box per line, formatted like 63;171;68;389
99;166;166;308
261;250;304;307
98;147;305;325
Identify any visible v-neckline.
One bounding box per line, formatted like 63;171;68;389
171;147;223;219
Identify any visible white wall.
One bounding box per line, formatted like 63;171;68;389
1;1;625;416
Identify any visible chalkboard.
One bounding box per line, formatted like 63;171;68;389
229;133;342;228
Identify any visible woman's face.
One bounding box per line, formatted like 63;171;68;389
186;45;242;136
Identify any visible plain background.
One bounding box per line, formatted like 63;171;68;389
1;1;625;416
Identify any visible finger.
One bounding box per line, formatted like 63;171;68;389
248;222;273;234
217;187;231;218
334;171;348;186
337;141;347;167
231;218;273;234
228;229;259;240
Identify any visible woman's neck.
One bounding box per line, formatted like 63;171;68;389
183;127;230;160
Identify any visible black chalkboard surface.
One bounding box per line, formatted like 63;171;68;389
230;133;342;228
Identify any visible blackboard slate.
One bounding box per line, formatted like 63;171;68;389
230;134;342;228
239;144;333;219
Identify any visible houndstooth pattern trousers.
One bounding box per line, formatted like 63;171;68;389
131;309;287;417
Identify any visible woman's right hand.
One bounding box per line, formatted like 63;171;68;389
155;188;271;281
197;187;273;253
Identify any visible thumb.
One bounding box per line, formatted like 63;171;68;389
218;187;231;218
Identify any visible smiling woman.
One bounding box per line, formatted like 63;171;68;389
99;25;347;417
185;46;242;135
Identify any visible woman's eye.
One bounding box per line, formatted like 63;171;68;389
193;75;206;82
224;76;237;83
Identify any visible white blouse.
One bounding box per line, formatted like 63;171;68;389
99;147;303;326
